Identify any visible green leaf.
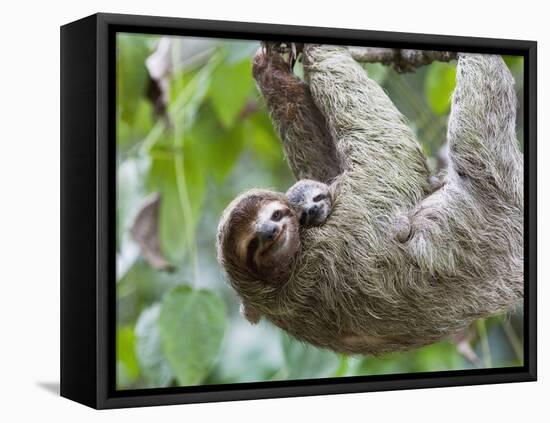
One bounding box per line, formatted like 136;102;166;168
281;333;340;379
169;60;215;129
148;159;186;261
135;304;174;388
158;286;226;386
245;112;285;165
425;62;457;115
188;105;245;182
116;326;139;388
147;144;206;261
364;62;389;84
117;259;183;325
209;58;254;128
116;34;153;126
503;55;524;73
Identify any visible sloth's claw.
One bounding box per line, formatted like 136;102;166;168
393;213;412;243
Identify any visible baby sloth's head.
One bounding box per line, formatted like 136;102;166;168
286;179;332;227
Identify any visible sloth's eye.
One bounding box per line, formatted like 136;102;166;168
271;210;283;221
313;193;327;202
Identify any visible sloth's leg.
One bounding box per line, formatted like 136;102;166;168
447;54;523;206
404;56;523;271
252;47;342;183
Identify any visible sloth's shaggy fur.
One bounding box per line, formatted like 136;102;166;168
218;45;523;355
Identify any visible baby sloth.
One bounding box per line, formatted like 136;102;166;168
286;179;332;227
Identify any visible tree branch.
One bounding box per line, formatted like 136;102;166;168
348;47;457;72
263;42;456;73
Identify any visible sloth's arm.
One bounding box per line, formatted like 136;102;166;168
252;48;342;183
302;44;429;201
447;54;523;205
302;45;427;174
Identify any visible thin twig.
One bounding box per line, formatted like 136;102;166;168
171;39;200;285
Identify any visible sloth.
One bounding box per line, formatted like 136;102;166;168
217;44;523;355
286;179;332;227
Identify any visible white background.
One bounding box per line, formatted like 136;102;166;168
1;0;547;421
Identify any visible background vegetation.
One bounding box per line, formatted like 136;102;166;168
116;34;525;390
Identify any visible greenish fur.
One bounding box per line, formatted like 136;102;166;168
218;45;523;355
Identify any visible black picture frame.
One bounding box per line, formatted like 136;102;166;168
60;12;537;409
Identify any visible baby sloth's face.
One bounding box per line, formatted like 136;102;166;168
286;179;332;227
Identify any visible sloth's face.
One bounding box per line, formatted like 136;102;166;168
286;180;332;227
237;200;300;280
299;186;331;227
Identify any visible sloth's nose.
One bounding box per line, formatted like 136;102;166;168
307;204;320;216
258;222;279;241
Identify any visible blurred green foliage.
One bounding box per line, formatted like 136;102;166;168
116;34;525;390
